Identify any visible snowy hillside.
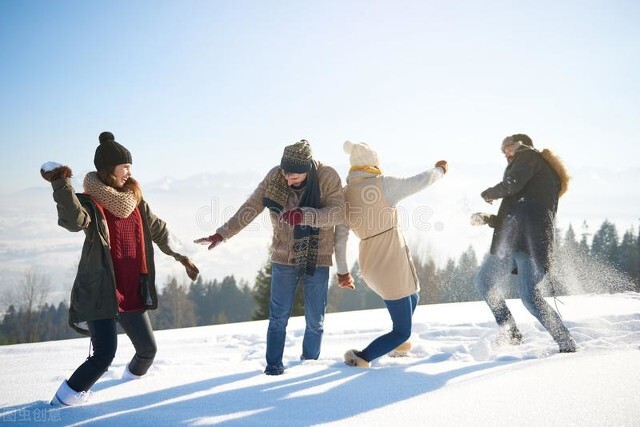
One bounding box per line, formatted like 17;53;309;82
1;292;639;426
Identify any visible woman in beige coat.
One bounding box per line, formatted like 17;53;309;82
335;141;447;367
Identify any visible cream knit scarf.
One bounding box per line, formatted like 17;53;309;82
83;172;138;218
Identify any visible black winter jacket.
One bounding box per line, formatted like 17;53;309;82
482;146;560;270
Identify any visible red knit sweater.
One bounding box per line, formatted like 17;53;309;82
104;209;145;312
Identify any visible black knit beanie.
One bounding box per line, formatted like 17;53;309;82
280;140;312;173
94;132;132;170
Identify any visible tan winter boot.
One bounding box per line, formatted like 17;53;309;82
344;349;370;368
389;341;412;357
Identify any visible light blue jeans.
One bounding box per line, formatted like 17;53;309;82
474;252;573;346
360;292;419;362
265;263;329;371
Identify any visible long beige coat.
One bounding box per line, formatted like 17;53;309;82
343;176;419;300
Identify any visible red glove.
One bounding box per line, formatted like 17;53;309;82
337;273;355;290
194;233;223;250
435;160;448;175
281;208;303;226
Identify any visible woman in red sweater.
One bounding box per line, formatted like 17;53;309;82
42;132;199;406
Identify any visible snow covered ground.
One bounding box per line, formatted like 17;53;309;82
1;292;639;426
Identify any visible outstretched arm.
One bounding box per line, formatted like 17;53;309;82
382;162;446;206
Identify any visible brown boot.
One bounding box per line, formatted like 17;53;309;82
344;349;370;368
389;341;412;357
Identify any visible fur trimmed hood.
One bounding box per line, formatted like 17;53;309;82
540;149;570;197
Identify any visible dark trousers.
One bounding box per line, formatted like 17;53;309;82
67;311;157;392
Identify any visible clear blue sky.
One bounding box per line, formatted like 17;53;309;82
1;0;639;194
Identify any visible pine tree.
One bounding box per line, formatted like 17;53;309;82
414;255;439;304
252;257;272;320
152;277;196;330
0;306;18;344
55;302;75;340
437;259;457;303
618;228;639;285
217;276;245;323
327;262;385;313
189;277;209;325
563;224;580;254
591;220;620;267
579;221;591;255
453;246;480;302
238;280;257;321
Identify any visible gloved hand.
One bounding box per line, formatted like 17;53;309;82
470;212;496;227
337;272;355;290
180;258;200;281
480;189;493;204
281;208;303;226
194;233;224;250
435;160;448;175
40;162;73;182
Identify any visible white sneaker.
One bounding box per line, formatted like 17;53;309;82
122;364;142;380
50;380;93;406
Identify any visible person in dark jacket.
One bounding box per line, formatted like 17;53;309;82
42;132;199;406
471;133;576;353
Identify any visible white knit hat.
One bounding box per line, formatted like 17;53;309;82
343;141;380;167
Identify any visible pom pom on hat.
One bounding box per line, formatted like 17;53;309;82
94;131;132;170
99;131;115;144
343;141;380;168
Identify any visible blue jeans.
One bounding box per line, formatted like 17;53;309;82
265;263;329;371
360;292;419;362
474;252;573;346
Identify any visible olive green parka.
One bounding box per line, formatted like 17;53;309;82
50;177;188;335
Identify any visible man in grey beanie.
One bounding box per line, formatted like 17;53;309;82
195;140;344;375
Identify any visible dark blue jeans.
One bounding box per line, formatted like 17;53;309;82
67;311;157;392
474;252;573;346
265;263;329;371
360;292;419;362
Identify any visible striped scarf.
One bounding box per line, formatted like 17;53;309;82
263;161;321;278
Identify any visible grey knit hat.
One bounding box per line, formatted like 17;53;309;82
94;132;132;170
280;140;312;173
